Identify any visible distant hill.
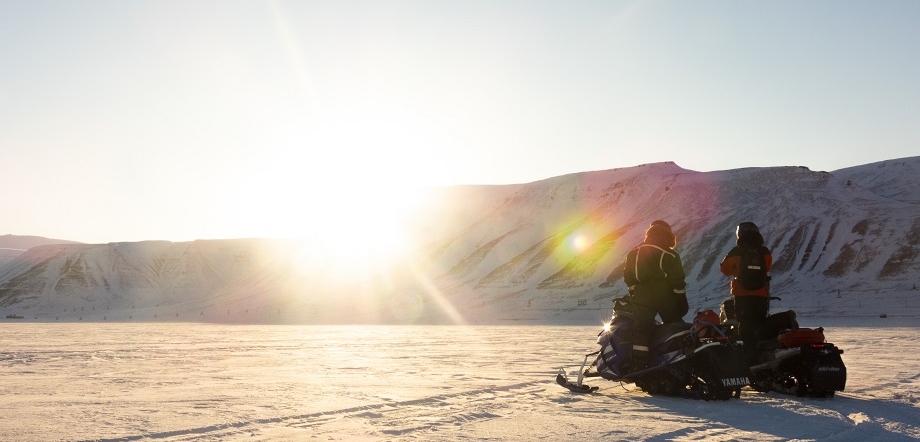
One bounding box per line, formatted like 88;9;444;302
0;235;82;267
0;234;81;250
1;157;918;323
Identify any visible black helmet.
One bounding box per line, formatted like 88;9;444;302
736;222;759;238
649;219;671;230
645;220;676;248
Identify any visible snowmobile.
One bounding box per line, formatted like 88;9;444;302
719;297;847;398
556;297;750;400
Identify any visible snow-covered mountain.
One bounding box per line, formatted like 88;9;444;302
0;234;80;267
2;157;919;323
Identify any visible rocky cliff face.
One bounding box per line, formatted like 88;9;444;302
2;157;919;323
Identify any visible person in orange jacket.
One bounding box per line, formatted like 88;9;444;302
719;222;773;365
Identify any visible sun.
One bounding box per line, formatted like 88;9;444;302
302;185;423;270
221;170;426;274
213;110;443;281
200;85;470;286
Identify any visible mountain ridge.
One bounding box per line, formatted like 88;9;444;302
2;156;919;323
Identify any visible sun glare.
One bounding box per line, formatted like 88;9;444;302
307;187;421;269
219;157;428;283
214;35;450;281
569;233;591;252
549;223;604;266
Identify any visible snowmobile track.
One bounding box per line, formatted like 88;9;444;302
75;381;544;441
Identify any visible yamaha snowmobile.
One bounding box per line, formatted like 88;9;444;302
556;297;749;400
719;297;847;398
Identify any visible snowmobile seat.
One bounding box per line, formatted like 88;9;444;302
757;338;780;352
650;322;692;352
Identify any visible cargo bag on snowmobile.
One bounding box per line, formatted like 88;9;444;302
802;343;847;392
778;327;825;348
693;309;722;340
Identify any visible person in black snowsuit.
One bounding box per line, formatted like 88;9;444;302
601;220;689;371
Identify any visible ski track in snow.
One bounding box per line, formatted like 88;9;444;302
67;382;541;441
1;323;918;441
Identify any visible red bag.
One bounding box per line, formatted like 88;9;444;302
693;309;721;340
778;327;825;348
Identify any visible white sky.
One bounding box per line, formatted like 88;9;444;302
1;1;919;244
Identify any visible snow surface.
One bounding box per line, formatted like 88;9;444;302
1;320;918;441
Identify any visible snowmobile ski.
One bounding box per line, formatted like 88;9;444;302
555;370;598;393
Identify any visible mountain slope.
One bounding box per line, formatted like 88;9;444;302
0;235;81;267
1;157;919;323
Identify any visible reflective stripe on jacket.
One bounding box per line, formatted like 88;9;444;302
623;243;687;296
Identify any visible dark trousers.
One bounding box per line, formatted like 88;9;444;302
734;296;770;365
628;284;687;370
628;304;656;369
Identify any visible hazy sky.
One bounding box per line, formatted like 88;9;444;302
1;1;918;244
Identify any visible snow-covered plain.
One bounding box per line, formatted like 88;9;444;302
2;319;918;441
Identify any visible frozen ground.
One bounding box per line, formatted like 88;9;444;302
1;319;918;441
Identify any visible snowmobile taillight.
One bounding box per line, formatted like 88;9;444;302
809;343;828;349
